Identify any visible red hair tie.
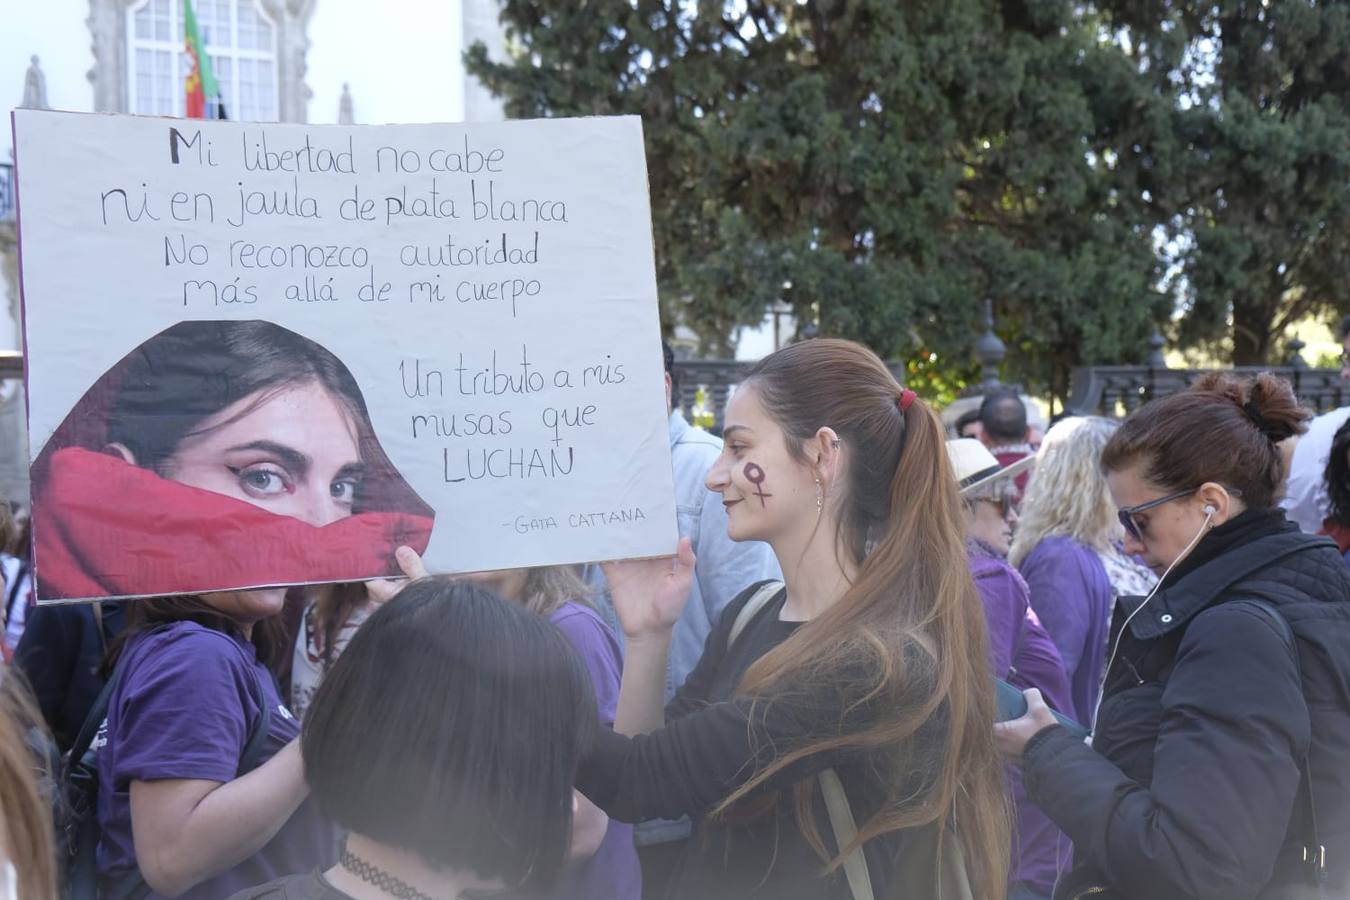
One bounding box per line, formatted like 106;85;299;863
899;389;917;413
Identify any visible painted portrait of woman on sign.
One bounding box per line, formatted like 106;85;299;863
30;320;435;602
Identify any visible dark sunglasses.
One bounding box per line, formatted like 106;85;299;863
1117;487;1243;540
976;495;1015;519
1117;488;1199;540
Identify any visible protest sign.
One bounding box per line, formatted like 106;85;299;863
12;109;677;603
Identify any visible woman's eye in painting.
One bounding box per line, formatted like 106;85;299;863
330;476;361;505
229;464;293;498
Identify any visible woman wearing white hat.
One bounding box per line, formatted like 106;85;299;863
948;439;1075;900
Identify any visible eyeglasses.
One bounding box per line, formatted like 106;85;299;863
1117;487;1243;540
1117;488;1199;540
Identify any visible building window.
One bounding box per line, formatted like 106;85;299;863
127;0;278;121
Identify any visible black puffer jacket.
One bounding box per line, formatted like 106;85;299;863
1022;510;1350;900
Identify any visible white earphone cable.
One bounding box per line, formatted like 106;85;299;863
1089;508;1216;739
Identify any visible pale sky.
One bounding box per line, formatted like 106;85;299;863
1;0;479;350
2;0;471;161
1;1;776;357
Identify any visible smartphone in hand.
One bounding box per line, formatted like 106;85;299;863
995;678;1090;741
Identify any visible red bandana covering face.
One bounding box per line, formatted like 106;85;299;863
34;447;435;602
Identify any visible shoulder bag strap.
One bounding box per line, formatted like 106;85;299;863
1230;598;1327;893
727;582;875;900
818;768;875;900
727;580;784;650
66;664;117;773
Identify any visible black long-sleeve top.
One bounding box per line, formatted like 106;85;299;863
577;584;946;900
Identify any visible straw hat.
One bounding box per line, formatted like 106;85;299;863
945;438;1037;496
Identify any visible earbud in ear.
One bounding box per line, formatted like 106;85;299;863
1203;505;1216;516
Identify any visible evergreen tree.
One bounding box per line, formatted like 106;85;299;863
467;0;1174;398
1104;0;1350;364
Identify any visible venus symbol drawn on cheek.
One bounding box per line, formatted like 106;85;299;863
743;463;772;507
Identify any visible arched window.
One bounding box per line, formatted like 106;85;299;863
127;0;278;121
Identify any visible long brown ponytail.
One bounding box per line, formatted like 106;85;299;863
713;339;1008;898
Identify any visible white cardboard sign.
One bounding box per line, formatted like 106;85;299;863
13;109;676;602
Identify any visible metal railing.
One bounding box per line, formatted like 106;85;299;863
1066;365;1346;417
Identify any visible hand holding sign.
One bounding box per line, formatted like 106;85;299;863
365;546;432;604
601;537;696;639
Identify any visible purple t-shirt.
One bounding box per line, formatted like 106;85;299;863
97;622;335;899
544;602;641;900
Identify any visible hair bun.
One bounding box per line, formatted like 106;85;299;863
1193;371;1308;443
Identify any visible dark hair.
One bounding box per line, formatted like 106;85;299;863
302;578;597;890
979;390;1028;443
104;595;290;677
662;340;679;399
1324;419;1350;528
37;320;431;517
1102;372;1310;509
0;496;16;558
724;338;1009;899
107;320;366;474
1338;315;1350;342
954;409;981;438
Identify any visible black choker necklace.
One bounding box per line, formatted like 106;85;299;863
339;845;440;900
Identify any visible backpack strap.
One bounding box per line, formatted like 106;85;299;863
727;582;876;900
65;631;134;778
726;580;784;650
1230;598;1327;894
92;601;106;656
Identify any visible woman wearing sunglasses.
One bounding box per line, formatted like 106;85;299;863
1009;417;1156;726
996;373;1350;900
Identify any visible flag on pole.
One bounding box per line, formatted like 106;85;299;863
184;0;226;119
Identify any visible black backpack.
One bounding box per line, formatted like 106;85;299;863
55;628;273;900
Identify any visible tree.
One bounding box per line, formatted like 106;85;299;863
466;0;1173;400
1103;0;1350;365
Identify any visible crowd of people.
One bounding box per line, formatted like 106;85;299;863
1;332;1349;900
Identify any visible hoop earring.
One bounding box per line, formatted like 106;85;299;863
815;477;824;514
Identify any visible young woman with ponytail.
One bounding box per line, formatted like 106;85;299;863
579;338;1009;900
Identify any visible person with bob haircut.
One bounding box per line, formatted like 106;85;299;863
31;319;434;602
579;338;1010;899
229;577;600;900
458;564;638;900
997;373;1350;900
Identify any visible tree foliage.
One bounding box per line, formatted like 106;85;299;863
1100;0;1350;365
466;0;1344;398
